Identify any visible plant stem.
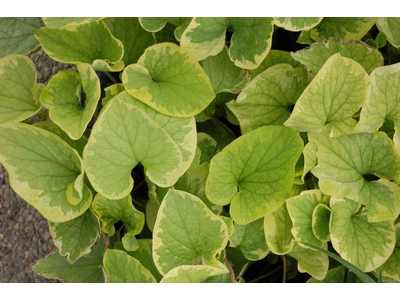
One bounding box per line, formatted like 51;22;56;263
104;71;119;84
224;249;236;283
281;255;287;283
131;197;146;209
206;107;236;139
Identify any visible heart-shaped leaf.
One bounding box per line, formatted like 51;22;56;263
181;17;274;69
83;91;196;199
40;63;100;140
284;53;371;135
330;197;395;272
227;64;307;134
153;189;229;275
206;125;303;224
0;123;92;222
0;54;42;123
376;17;400;48
122;42;215;117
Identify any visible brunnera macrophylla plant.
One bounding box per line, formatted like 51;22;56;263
0;16;400;283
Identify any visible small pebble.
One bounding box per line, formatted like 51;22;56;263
43;232;51;241
37;71;43;80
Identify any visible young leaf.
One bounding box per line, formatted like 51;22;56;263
101;83;125;106
291;38;384;78
309;125;400;222
249;49;305;79
306;265;346;283
200;46;251;94
152;189;229;275
229;218;270;261
160;264;229;283
264;204;295;255
0;17;44;58
206;125;303;224
103;17;156;66
122;42;215;117
227;64;306;134
40;63;101;140
274;17;323;32
103;249;156;283
42;17;106;28
310;17;378;41
376;17;400;48
330;197;396;272
312;204;331;242
284;53;371;135
286;190;329;248
0;54;42;123
355;64;400;152
138;17;192;41
181;17;274;69
83;91;196;199
32;233;107;283
33;20;124;70
302;141;317;183
91;193;144;237
288;242;329;281
380;223;400;282
0;123;92;222
48;208;101;264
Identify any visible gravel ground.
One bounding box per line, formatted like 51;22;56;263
0;48;77;283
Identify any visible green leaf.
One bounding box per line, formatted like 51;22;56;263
33;20;124;70
229;218;269;261
0;123;92;222
101;83;125;106
139;17;192;41
376;17;400;48
264;204;295;255
249;49;305;79
197;119;235;153
274;17;323;32
153;189;229;275
302;141;317;183
181;17;274;69
284;53;371;135
381;223;400;282
32;233;107;283
122;42;215;117
103;17;156;66
291;38;384;79
175;146;223;215
121;233;139;252
312;204;331;242
103;249;156;283
286;190;328;248
296;30;315;45
0;17;44;58
355;64;400;152
42;17;106;28
160;264;229;283
33;121;88;157
310;17;378;41
307;265;346;283
206;125;303;224
227;64;306;134
40;63;100;140
196;132;218;163
83;91;196;199
288;242;329;280
0;54;42;123
124;239;163;282
200;46;251;94
195;93;238;125
49;208;101;264
91;193;144;237
330;197;396;272
309;125;400;222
